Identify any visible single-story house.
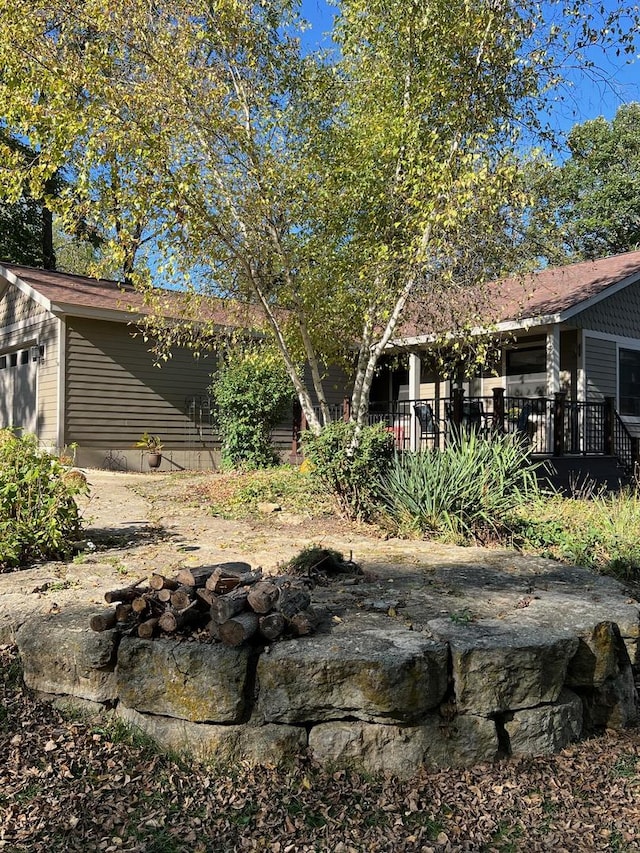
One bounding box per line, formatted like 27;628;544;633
0;263;351;470
370;250;640;467
3;250;640;472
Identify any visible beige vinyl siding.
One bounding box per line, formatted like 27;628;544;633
584;336;617;401
36;316;59;444
479;373;505;398
572;281;640;337
0;285;58;443
65;317;217;447
272;363;351;449
0;286;46;327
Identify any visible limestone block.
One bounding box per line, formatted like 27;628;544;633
116;637;250;722
308;715;498;777
504;689;583;756
117;706;306;764
580;665;638;731
428;619;578;715
623;637;639;669
16;609;118;702
566;621;630;688
256;627;448;724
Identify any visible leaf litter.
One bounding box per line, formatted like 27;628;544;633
1;645;639;852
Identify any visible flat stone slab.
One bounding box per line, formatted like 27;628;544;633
16;609;118;702
308;714;498;777
257;625;448;724
428;618;579;715
6;471;640;774
116;637;251;722
117;706;307;765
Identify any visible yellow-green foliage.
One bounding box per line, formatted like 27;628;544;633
0;430;87;570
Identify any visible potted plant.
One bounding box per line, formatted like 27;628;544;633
135;432;164;468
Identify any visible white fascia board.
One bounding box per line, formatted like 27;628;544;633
388;313;561;350
0;264;52;311
57;316;66;452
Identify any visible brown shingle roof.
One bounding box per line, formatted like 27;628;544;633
6;249;640;341
495;250;640;322
0;264;260;329
396;249;640;341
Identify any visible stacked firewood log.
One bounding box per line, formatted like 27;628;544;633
89;562;319;646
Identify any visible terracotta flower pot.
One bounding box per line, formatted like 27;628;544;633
147;452;162;469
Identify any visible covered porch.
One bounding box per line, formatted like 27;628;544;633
364;325;640;473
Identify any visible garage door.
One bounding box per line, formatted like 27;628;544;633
0;347;38;434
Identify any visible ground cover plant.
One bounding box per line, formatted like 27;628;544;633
0;430;87;570
1;645;639;852
512;489;640;583
188;465;334;521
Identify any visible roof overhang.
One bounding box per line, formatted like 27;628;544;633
0;264;52;312
389;262;640;350
388;313;560;351
47;301;145;324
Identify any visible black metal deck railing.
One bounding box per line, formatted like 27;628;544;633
308;392;639;470
186;391;640;472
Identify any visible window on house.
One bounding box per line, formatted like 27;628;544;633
506;346;546;376
0;356;6;369
619;348;640;416
20;350;29;365
9;353;17;367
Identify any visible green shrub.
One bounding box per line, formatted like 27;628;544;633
210;344;293;470
302;421;395;520
0;430;87;569
378;430;542;540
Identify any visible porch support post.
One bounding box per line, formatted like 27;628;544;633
546;327;560;395
547;327;560;453
604;396;615;456
492;387;505;432
408;352;421;451
452;386;464;429
553;392;566;456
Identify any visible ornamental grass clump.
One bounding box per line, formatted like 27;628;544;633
378;429;542;541
0;429;87;570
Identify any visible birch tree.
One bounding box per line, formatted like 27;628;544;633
0;0;637;441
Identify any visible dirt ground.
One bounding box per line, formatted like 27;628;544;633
0;468;636;643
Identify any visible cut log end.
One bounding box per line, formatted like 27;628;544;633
89;610;117;632
218;612;259;646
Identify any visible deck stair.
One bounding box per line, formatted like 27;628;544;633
535;455;633;496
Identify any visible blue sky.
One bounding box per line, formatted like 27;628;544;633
298;0;640;145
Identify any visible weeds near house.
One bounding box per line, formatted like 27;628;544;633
513;489;640;581
0;429;87;570
377;431;542;541
192;465;333;520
